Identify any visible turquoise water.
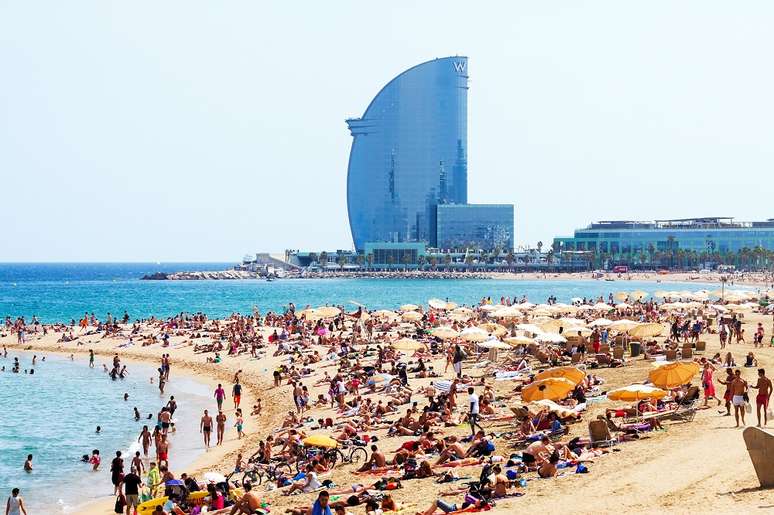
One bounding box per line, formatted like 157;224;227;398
0;264;720;323
0;352;211;513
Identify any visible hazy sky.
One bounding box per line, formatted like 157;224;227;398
2;1;773;262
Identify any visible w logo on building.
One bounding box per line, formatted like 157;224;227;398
453;61;466;73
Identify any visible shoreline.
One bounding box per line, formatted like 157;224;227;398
3;339;274;515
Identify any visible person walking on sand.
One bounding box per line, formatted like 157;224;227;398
718;368;734;416
214;384;226;412
138;426;151;457
232;381;242;410
730;369;749;428
5;488;27;515
216;410;227;445
200;409;213;448
234;409;244;439
752;368;773;427
701;362;720;407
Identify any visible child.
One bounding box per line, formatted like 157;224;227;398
90;450;101;471
234;452;244;473
235;410;244;439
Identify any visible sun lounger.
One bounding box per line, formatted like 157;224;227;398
588;419;618;447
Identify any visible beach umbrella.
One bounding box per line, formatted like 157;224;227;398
478;304;500;312
392;338;425;351
608;320;640;332
401;311;423;321
315;306;341;318
477;322;507;336
566;325;592;336
607;384;667;402
535;332;567;344
477;339;511;350
298;308;321;319
648;361;700;388
520;302;535;309
303;434;339;448
593;302;612;311
445;302;458;310
452;307;474;316
531;309;552;317
493;307;523;319
460;327;489;342
516;323;543;334
428;298;449;310
630;290;648;300
400;304;420;312
588;318;613;327
430;326;459;339
534;366;585;385
614;292;629;302
553;303;579;314
204;472;226;483
538;319;564;333
504;335;534;346
187;491;209;502
521;378;576;402
628;322;663;338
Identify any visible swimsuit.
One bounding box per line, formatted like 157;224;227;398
732;395;745;407
757;394;769;408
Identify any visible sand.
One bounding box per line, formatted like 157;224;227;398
2;302;774;514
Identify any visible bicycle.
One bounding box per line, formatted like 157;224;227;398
240;459;293;487
294;441;369;472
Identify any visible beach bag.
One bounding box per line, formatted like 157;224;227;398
745;402;752;414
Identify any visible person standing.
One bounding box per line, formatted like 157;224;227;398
89;349;95;368
214;384;226;412
730;369;749;428
752;368;773;427
701;362;720;407
110;451;124;496
718;368;734;416
5;488;27;515
216;410;227;445
200;409;213;448
452;345;465;379
122;467;143;515
232;381;242;410
138;426;151;457
467;387;483;435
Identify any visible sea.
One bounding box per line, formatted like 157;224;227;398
0;262;721;511
0;352;211;513
0;262;723;323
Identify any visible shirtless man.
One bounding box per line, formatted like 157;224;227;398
157;434;170;466
159;409;171;435
717;368;735;416
138;426;152;457
216;410;227;445
200;409;213;448
435;436;466;465
752;368;773;427
356;444;386;472
730;369;749;428
521;436;552;469
229;482;262;514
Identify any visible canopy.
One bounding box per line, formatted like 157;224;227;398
428;298;449;310
315;306;341;318
648;361;700;388
628;322;663;338
460;327;489;342
303;434;339;448
607;384;667;401
400;304;420;312
392;338;425;351
521;378;576;402
534;366;585;385
477;339;512;350
535;332;567;344
588;318;614;327
401;311;423;321
608;319;640;332
430;326;459;339
478;322;508;336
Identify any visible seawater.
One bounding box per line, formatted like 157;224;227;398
0;351;211;513
0;263;723;323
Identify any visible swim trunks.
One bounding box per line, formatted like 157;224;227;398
757;394;769;408
732;395;745;407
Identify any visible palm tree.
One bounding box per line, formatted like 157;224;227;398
385;254;396;268
336;255;347;270
505;251;514;270
537;241;543;255
308;252;318;267
428;255;438;270
365;253;374;269
400;253;413;270
355;254;365;269
417;255;427;270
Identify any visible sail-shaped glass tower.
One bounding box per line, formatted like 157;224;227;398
346;57;470;251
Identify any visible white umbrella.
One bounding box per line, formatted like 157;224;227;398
428;298;449;310
516;323;543;334
588;318;614;327
535;332;567;344
460;327;489;342
400;304;420;312
477;339;511;350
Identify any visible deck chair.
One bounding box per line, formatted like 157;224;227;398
667;386;699;423
681;347;693;359
599;344;610;355
695;340;706;353
596;353;611;366
571;353;582;364
588;419;618;447
665;350;677;361
612;347;625;361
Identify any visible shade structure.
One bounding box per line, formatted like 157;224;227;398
516;323;543;334
298;308;321;320
460;327;489;342
628;322;664;338
400;304;420;312
531;309;552;317
493;307;523;319
477;339;511;350
608;320;640;332
392;338;425;351
630;290;648;300
593;302;613;311
534;366;586;385
521;377;576;402
315;306;341;318
303;434;339;448
430;326;459;339
607;384;667;401
428;298;449;310
504;335;534;346
567;325;592;336
648;361;700;388
477;322;507;336
372;309;398;319
588;318;614;327
614;292;629;302
538;319;565;334
535;332;567;344
401;311;423;321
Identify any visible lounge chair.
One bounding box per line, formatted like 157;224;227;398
681;347;693;360
588;419;618;447
612;347;625;362
665;386;699;423
695;340;706;353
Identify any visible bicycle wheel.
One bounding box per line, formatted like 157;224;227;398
295;456;306;473
242;469;263;487
348;446;368;465
328;449;346;467
274;461;293;479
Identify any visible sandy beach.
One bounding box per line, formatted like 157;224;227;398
3;290;774;515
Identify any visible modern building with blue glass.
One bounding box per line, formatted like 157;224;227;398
436;204;514;251
553;217;774;259
346;57;513;252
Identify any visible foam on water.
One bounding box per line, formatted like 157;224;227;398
0;352;212;512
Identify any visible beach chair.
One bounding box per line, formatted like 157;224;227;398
612;347;625;362
695;341;706;353
571;353;582;364
666;386;699;423
596;353;611;367
588;419;618;447
665;350;677;361
599;344;610;355
681;346;693;360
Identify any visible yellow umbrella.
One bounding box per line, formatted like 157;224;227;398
538;319;565;334
401;311;423;321
187;491;209;501
628;322;663;338
303;434;339;448
392;338;426;351
315;306;341;318
614;292;629;302
430;326;459;339
138;497;169;515
608;320;640;332
477;322;507;336
648;361;700;388
298;308;321;319
534;366;586;385
521;378;576;402
607;384;667;401
400;304;420;312
630;290;648;300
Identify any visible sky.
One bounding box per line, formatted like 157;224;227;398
2;1;773;262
